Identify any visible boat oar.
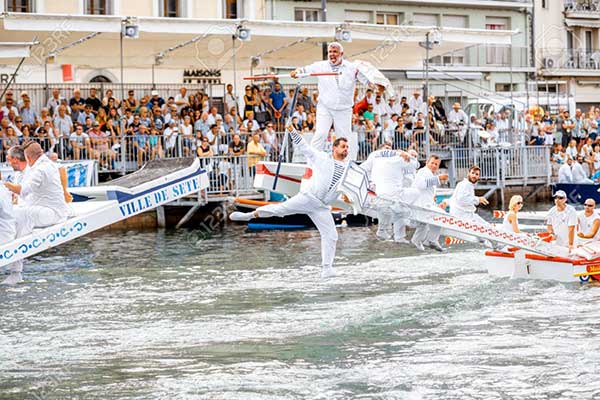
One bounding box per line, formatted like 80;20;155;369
243;72;340;81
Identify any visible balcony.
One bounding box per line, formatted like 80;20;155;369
539;48;600;76
429;44;530;71
564;0;600;19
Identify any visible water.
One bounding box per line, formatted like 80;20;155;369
2;226;600;400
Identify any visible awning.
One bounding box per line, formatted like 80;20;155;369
565;18;600;29
0;12;516;71
0;41;36;60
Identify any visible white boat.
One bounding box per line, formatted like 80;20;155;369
0;158;209;269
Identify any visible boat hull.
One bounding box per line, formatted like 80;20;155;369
553;183;600;205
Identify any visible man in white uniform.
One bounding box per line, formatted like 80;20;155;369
444;165;489;225
410;155;448;251
447;102;469;141
291;42;377;161
361;145;418;243
230;128;349;278
572;156;593;184
558;157;573;183
0;178;22;285
577;198;600;244
4;142;69;234
546;190;577;249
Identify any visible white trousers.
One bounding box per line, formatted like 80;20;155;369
15;206;67;237
376;190;410;240
311;105;356;160
412;204;442;245
0;231;22;273
256;192;337;268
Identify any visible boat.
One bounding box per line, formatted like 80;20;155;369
0;158;209;269
552;182;600;205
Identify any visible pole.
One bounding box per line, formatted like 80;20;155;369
0;56;26;104
321;0;327;60
44;59;49;106
509;39;514;133
425;32;431;159
151;63;155;88
232;35;238;116
119;28;125;111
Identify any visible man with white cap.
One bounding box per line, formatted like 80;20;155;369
291;42;380;161
447;102;468;141
408;89;423;116
546;190;577;249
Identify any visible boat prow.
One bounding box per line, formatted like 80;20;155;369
0;158;209;268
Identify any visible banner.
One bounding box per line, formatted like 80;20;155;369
0;160;97;187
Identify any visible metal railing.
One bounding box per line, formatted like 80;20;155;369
540;48;600;71
429;44;529;69
565;0;600;12
449;145;552;187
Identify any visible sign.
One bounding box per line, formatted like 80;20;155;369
183;69;221;84
0;160;96;187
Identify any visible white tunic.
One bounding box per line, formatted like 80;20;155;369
448;178;478;214
300;60;368;111
411;167;441;207
361;150;409;196
572;161;591;183
546;205;578;247
577;210;600;243
290;129;347;205
0;184;17;241
20;155;69;219
558;163;573;183
448;109;468;125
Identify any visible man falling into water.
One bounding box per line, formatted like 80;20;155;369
230;126;349;278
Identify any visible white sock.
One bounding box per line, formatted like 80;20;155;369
230;211;255;222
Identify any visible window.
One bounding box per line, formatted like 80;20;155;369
344;10;371;24
295;8;321;22
495;83;517;92
5;0;33;12
225;0;238;19
376;13;402;25
485;17;510;30
444;15;467;29
486;17;510;65
159;0;180;18
542;0;548;9
85;0;110;15
412;13;438;26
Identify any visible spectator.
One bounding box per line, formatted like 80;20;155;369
77;104;95;126
408;89;423;115
573;155;593;183
558;157;573;183
149;90;165;109
163;120;179;157
197;136;213;157
565;139;578;160
85;87;102;112
54;105;74;158
262;122;278;155
224;83;237;115
561;110;575;148
297;87;314;114
133;124;150;168
19;96;37;126
242;114;260;133
292;104;307;126
206;106;222;126
2;97;19;117
363;104;375;121
69;88;86;123
373;94;391;121
70;124;91;160
123;89;138;110
228;134;245;156
102;89;120;109
247;132;267;174
174;87;188;113
46;88;64;116
152;107;165;132
180;115;194;156
269;82;287;131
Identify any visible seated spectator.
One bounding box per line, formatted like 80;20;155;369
206;106;222;126
228;134;245;156
85;87;102;112
573;155;593;183
197;136;213;157
149;90;165;109
363;104;375;121
70;124;91;160
123;90;138;110
77;104;95;126
558;156;573;183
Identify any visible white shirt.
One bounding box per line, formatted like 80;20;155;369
566;146;578;160
572;161;589;183
412;167;441;207
448;109;468;125
242;119;260;132
206;113;222;126
408;96;423;115
360;150;409;196
373;101;391;120
502;211;518;233
449;178;479;214
300;59;369;111
558;163;573;183
164;127;179;149
578;210;600;243
290;129;347;205
0;184;16;240
20;155;69;219
546;205;577;247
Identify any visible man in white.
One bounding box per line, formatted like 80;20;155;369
230;128;349;278
408;90;423;116
4;142;69;233
447;102;468;141
291;42;378;161
546;190;577;249
360;144;418;243
577;198;600;244
558;157;573;183
444;165;489;225
410;155;449;251
0;177;22;285
572;156;593;184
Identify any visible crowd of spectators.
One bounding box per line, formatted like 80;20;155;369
2;81;597;185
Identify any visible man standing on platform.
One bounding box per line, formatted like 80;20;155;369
291;42;380;161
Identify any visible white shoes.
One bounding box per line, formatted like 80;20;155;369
1;272;23;286
411;237;425;251
376;230;392;241
394;238;410;244
321;265;336;279
230;211;254;221
426;241;446;252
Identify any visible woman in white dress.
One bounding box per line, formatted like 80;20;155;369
503;195;523;233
